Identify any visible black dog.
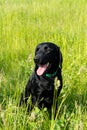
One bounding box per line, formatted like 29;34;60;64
20;42;63;111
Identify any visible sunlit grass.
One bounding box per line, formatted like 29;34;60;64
0;0;87;129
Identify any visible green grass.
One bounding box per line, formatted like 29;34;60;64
0;0;87;129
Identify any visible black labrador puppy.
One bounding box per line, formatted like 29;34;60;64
20;42;63;111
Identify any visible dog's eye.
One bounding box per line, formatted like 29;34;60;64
36;47;39;52
44;46;48;50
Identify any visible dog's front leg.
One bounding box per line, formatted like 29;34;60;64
19;79;32;106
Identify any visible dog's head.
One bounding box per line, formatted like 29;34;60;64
34;42;62;77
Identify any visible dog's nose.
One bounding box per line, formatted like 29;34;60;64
34;58;39;63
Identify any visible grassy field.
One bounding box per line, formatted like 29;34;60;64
0;0;87;129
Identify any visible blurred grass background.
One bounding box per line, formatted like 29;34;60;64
0;0;87;129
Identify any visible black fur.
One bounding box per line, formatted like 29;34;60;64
20;42;63;110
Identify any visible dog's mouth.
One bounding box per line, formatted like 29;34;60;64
36;62;49;76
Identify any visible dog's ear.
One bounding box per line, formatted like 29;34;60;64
59;49;63;69
56;47;63;69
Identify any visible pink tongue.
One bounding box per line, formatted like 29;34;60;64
37;64;48;76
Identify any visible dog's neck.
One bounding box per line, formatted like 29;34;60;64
46;65;61;78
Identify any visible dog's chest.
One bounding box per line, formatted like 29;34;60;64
35;77;54;95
